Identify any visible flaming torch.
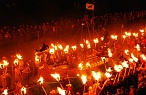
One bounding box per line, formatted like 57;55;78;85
113;65;123;84
108;48;112;57
78;62;83;70
57;87;66;95
140;29;144;36
21;86;27;95
93;38;99;48
37;77;47;95
2;89;8;95
81;75;87;94
2;60;9;74
141;54;146;61
121;61;129;80
51;73;63;89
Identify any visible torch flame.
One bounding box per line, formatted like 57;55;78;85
78;62;83;70
101;37;104;41
111;35;118;40
131;53;138;62
71;46;77;51
125;32;131;37
140;29;144;33
133;33;138;37
92;71;101;81
121;61;129;68
108;48;112;57
86;62;91;67
57;87;66;95
80;44;84;48
81;75;87;84
16;54;23;59
87;44;91;49
51;73;60;82
129;58;134;63
35;55;40;62
2;60;9;66
124;49;129;55
106;67;112;72
38;76;44;84
105;72;112;78
135;44;140;51
141;54;146;61
122;35;126;39
49;48;55;54
93;38;99;44
13;59;19;66
114;65;123;72
2;89;8;95
21;86;27;94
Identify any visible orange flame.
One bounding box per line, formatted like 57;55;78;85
106;67;112;72
114;65;123;72
51;73;60;82
135;44;140;51
78;62;83;70
13;59;19;66
57;87;66;95
93;38;99;44
2;89;8;95
49;48;55;54
38;76;44;84
2;60;9;66
81;75;87;84
108;48;112;57
16;54;23;59
21;86;27;94
71;46;77;51
141;54;146;61
105;72;112;78
124;49;129;55
92;71;101;81
131;53;138;62
86;62;91;67
111;35;118;40
80;44;84;48
121;61;129;68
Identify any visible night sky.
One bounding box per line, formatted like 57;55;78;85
0;0;146;25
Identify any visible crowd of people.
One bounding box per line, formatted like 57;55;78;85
0;10;146;47
0;10;146;94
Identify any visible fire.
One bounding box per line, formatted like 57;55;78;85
131;53;138;62
92;71;101;81
108;48;112;57
101;37;104;41
101;57;106;62
133;33;138;37
57;87;66;95
106;67;112;72
35;55;40;62
135;44;140;51
38;76;44;84
93;38;99;43
122;35;126;39
85;40;89;44
80;44;84;48
129;58;134;63
111;35;117;40
2;60;9;66
0;63;4;69
51;73;60;82
121;61;129;68
16;54;23;59
64;48;68;54
114;65;123;72
86;62;91;67
78;62;83;70
2;89;8;95
49;48;55;54
81;75;87;84
124;49;129;55
105;72;112;78
71;46;77;51
141;54;146;61
57;44;63;50
125;32;131;37
21;86;27;94
13;59;19;66
140;29;144;33
87;44;91;49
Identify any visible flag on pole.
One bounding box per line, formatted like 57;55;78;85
86;3;94;10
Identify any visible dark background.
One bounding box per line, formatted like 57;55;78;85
0;0;145;26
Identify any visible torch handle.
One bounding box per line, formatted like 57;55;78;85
41;86;48;95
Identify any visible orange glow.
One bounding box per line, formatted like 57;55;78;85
57;87;66;95
92;71;101;81
2;89;8;95
105;72;112;78
131;53;138;62
93;38;99;43
81;75;87;84
16;54;23;59
121;61;129;68
38;76;44;84
21;86;27;94
114;65;123;72
51;73;60;82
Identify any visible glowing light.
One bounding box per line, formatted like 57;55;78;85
51;73;60;82
92;71;101;81
93;38;99;43
21;86;27;94
38;76;44;85
121;61;129;68
78;62;83;70
81;75;87;84
114;65;123;72
131;53;138;62
105;72;112;78
16;54;23;59
57;87;66;95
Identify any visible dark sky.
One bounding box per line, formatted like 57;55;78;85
0;0;145;25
